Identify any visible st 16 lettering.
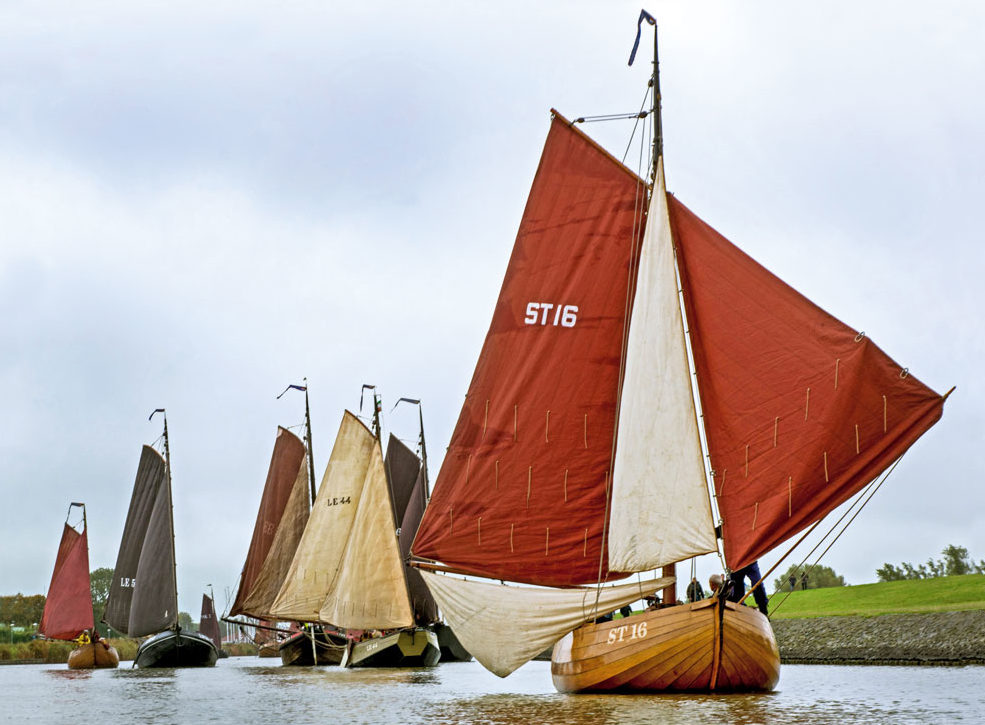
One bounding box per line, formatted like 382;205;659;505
524;302;578;328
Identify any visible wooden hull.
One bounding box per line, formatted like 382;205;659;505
434;623;472;662
347;629;440;668
278;629;346;666
257;641;280;658
551;599;779;693
134;629;218;668
67;642;120;670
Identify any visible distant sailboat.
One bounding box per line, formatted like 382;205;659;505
103;409;218;668
227;384;347;666
271;390;439;668
39;502;119;669
199;591;227;658
411;13;949;693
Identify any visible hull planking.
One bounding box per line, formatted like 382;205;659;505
551;599;779;693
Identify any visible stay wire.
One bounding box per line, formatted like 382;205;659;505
767;457;903;616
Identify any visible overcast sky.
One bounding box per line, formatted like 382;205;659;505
2;1;982;618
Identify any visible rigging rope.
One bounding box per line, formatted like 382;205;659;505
766;456;904;616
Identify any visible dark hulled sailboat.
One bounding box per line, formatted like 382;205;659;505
103;410;218;668
39;503;119;669
200;592;227;658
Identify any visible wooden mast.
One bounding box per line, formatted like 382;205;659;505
648;18;676;609
303;379;317;507
154;408;180;631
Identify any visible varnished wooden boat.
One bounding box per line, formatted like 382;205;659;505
67;640;120;670
278;628;346;666
551;598;779;693
347;628;440;668
257;640;280;658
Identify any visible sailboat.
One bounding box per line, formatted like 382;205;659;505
103;409;218;668
346;397;441;667
410;13;949;693
39;502;120;669
199;591;227;658
270;390;439;668
226;384;347;666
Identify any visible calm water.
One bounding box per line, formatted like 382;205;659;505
5;657;983;724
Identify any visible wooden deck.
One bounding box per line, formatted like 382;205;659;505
551;598;779;693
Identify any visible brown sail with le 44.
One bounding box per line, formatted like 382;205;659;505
410;13;950;693
39;502;119;669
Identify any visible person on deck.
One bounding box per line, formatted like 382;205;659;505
727;561;770;617
686;577;704;603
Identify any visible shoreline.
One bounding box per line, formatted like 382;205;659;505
773;609;985;666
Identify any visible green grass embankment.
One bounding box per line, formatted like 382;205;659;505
768;573;985;619
0;638;139;663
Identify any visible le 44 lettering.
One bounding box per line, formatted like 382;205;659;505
606;621;648;645
524;302;578;328
326;496;352;506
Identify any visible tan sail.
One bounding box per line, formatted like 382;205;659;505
319;433;413;629
608;159;717;573
236;458;310;619
270;412;376;622
421;570;672;677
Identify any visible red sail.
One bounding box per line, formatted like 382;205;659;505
230;427;306;617
39;524;94;641
669;194;946;570
412;113;646;585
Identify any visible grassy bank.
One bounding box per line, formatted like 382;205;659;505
0;638;139;663
769;574;985;619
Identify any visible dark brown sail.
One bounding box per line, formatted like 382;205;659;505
230;427;307;618
399;467;438;626
200;594;222;650
103;445;169;635
384;434;422;526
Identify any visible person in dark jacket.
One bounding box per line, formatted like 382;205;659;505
685;577;704;603
727;561;769;617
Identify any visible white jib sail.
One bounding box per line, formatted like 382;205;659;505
608;159;718;572
270;411;376;622
421;571;673;677
319;436;413;629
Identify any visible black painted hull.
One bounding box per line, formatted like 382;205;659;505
134;629;218;668
348;628;440;668
434;623;472;662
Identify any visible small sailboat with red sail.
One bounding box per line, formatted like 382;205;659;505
103;409;218;668
39;502;119;669
200;590;227;658
410;12;951;693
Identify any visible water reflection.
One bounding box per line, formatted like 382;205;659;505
6;659;984;724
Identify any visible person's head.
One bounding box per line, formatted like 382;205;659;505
691;577;698;584
709;574;723;592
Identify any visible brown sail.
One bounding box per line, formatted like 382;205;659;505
200;593;222;650
230;427;308;619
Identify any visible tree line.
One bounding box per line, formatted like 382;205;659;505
877;544;985;581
